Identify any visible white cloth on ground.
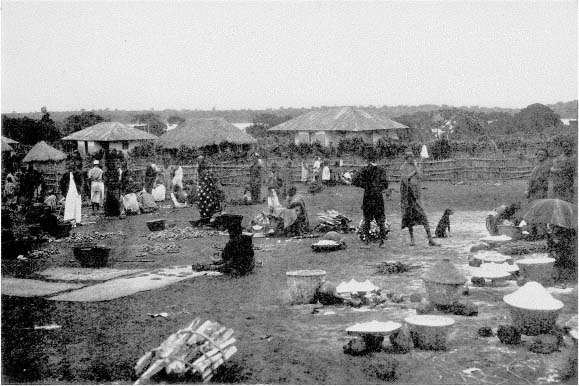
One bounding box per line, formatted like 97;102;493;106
64;172;82;224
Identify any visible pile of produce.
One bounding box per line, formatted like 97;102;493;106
371;261;422;275
357;219;392;242
64;231;126;244
138;243;181;255
147;227;218;241
314;210;352;233
26;246;60;259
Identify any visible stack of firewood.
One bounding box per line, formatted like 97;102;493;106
314;210;352;233
134;318;237;384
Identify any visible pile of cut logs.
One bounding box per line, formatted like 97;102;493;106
134;318;237;384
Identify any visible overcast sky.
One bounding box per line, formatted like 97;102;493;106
1;0;577;113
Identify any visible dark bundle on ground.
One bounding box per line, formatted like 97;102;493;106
308;181;324;194
372;261;421;274
496;239;548;255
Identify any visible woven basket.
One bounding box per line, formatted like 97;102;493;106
517;257;555;285
405;315;454;350
147;219;166;232
423;280;463;306
286;270;327;304
496;225;522;240
507;305;561;336
73;245;110;268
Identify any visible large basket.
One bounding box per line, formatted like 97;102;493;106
423;280;463;306
405;315;454;350
73;245;110;268
147;219;166;232
517;257;555;284
496;225;522;240
507;305;561;336
286;270;327;304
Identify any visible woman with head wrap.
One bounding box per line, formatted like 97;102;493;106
400;150;439;247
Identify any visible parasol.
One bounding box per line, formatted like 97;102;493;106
520;199;577;229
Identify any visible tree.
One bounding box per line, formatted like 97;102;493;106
132;113;167;136
1;114;61;145
167;115;186;125
246;113;292;138
63;111;105;135
515;103;561;134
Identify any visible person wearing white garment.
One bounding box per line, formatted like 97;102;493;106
59;162;83;226
88;160;104;215
420;144;429;160
172;166;184;190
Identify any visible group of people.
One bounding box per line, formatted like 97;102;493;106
3;164;46;210
526;141;576;203
353;148;439;248
301;156;347;185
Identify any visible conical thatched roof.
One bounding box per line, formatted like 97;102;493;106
268;106;408;133
2;136;18;144
156;117;257;149
22;141;67;163
62;122;158;142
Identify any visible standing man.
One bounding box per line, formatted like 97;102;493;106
88;160;104;215
352;148;390;248
312;156;322;182
249;153;264;203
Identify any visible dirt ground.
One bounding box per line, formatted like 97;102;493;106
2;180;578;384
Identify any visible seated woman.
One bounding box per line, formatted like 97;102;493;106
173;185;188;204
283;186;310;236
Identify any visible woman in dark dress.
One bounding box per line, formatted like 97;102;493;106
103;157;122;217
400;150;439;247
196;160;223;223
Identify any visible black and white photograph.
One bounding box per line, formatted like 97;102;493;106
1;0;577;384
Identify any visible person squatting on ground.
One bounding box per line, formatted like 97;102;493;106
284;186;310;236
399;150;440;247
216;214;255;276
88;160;104;215
352;149;390;248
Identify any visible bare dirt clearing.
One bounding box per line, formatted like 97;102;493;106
2;180;577;384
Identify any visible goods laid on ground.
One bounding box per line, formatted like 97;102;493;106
147;227;218;241
370;261;423;274
146;219;166;232
421;259;467;306
503;282;564;336
134;318;237;384
479;235;513;245
314;210;352;233
138;243;181;255
63;231;127;244
311;239;346;252
495;239;548;255
345;321;402;353
336;279;380;295
26;246;60;259
357;219;392;243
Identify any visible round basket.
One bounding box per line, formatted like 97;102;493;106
73;245;110;268
506;304;562;336
517;256;555;284
496;225;522;240
423;280;463;306
286;270;327;304
146;219;166;232
405;315;455;350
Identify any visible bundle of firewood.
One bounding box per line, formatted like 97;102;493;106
314;210;352;233
134;318;237;384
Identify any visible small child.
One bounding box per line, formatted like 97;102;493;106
243;185;252;204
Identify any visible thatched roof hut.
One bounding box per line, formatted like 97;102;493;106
156;117;257;149
62;122;157;156
22;141;67;163
268;106;409;146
